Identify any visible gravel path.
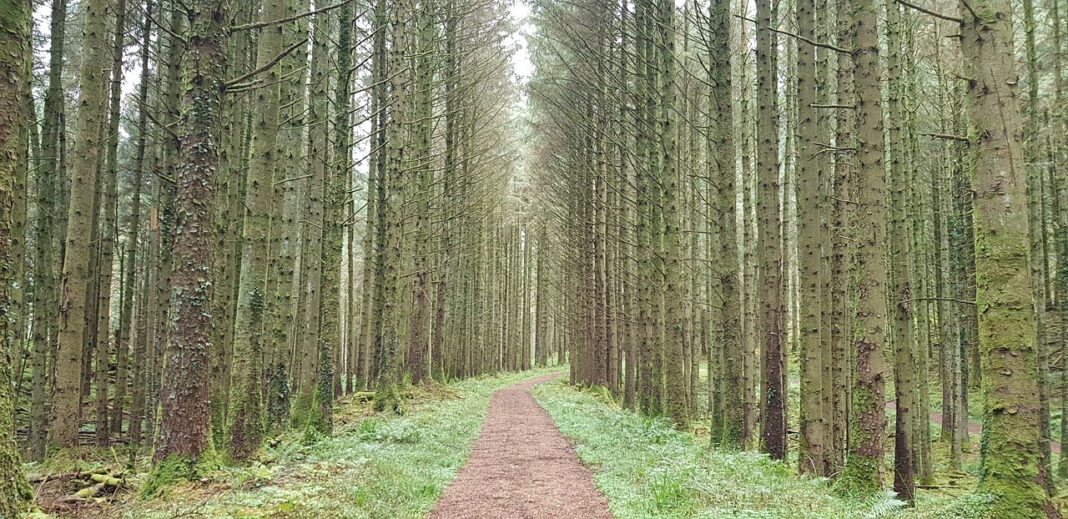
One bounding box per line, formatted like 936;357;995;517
428;373;614;519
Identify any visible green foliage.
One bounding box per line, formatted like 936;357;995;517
532;381;902;518
650;468;694;514
357;419;423;444
300;424;326;446
833;455;883;498
901;493;995;519
860;491;908;518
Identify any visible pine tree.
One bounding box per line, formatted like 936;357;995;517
756;0;786;460
229;0;286;460
154;0;232;470
0;0;34;510
29;0;68;461
961;0;1051;512
838;0;888;492
52;0;113;448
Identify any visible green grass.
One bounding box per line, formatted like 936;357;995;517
102;367;564;519
532;380;906;519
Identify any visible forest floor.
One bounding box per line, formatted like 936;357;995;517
427;373;613;518
533;381;911;518
24;367;1015;519
26;367;563;518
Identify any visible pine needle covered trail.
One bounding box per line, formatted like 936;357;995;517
429;374;614;519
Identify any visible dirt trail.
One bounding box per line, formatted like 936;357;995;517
886;402;1061;454
428;373;614;519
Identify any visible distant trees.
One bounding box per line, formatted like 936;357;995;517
4;0;535;485
530;0;1064;514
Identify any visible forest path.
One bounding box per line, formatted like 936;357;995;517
428;373;614;519
887;402;1061;454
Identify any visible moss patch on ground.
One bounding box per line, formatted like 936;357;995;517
532;380;908;519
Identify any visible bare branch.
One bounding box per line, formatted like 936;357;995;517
224;38;308;90
230;0;354;32
895;0;962;23
734;14;852;54
921;132;970;143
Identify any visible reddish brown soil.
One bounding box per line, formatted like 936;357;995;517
428;373;614;519
886;401;1062;454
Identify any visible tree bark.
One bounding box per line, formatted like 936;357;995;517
960;0;1052;512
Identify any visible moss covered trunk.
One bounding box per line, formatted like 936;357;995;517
52;0;113;448
0;0;33;512
154;0;230;467
840;0;888;493
229;0;285;460
960;0;1052;513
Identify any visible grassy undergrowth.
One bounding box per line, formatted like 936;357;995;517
532;380;906;518
60;367;563;519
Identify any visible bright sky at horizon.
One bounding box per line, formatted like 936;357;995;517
509;0;536;83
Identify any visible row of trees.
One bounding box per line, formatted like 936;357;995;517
0;0;546;513
529;0;1064;516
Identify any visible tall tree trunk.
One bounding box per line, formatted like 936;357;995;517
29;0;67;461
95;0;129;446
797;0;827;475
112;0;154;438
708;0;743;449
1023;0;1053;495
53;0;113;448
886;0;915;500
406;0;434;385
298;7;333;433
840;0;888;492
0;0;33;510
229;0;285;460
829;0;855;472
961;0;1052;512
375;0;411;412
756;0;786;460
269;0;310;425
154;0;230;470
